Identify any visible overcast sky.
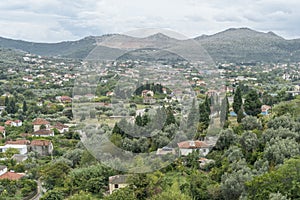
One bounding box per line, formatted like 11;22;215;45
0;0;300;42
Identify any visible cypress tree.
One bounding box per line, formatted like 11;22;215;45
233;86;243;114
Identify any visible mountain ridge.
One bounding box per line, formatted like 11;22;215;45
1;28;300;62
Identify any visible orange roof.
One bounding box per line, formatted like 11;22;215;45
32;118;50;125
5;140;30;145
31;140;52;146
177;140;210;149
54;122;69;129
5;120;13;125
32;129;53;136
0;126;5;132
0;172;25;180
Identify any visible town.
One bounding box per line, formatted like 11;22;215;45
0;46;299;199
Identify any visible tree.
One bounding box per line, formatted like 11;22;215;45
220;96;229;127
215;129;237;150
199;102;210;129
135;114;143;126
4;148;19;158
41;162;71;190
263;137;299;165
241;116;262;130
246;158;300;199
244;90;262;116
233;86;242;114
151;181;193;200
237;108;244;123
22;100;27;113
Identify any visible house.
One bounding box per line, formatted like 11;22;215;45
0;168;25;180
0;106;5;115
0;165;7;176
12;154;28;163
29;140;53;156
0;126;5;137
261;105;271;115
156;147;176;155
199;158;215;169
143;96;156;104
53;122;69;133
5;120;22;127
141;90;154;97
0;144;28;155
32;118;50;132
106;91;114;97
177;140;211;156
56;96;72;103
5;140;30;145
32;129;54;137
109;175;129;194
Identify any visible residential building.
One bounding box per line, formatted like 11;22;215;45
109;175;129;194
29;140;53;156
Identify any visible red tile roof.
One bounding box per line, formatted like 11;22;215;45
32;129;53;136
0;126;5;133
177;140;210;149
32;118;50;125
5;140;30;145
31;140;52;146
0;172;25;180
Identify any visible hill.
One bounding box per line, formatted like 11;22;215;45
1;28;300;62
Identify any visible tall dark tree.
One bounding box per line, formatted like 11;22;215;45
135;114;143;126
233;86;243;114
244;90;262;116
220;96;229;126
22;100;27;113
237;108;244;123
199;102;210;129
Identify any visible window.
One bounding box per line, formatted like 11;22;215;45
114;184;119;189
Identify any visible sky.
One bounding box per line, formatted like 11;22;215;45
0;0;300;42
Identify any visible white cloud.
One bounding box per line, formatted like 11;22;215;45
0;0;300;42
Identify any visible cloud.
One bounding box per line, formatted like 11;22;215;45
0;0;300;42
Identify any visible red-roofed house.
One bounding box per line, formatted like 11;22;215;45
0;171;25;180
29;140;53;156
0;126;5;138
53;122;69;133
32;118;50;132
177;140;211;156
5;120;22;127
5;140;30;145
32;129;54;137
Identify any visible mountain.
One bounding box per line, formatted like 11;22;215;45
1;28;300;62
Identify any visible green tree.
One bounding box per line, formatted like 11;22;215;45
22;100;27;113
237;108;244;123
244;90;262;116
233;86;242;114
41;162;71;190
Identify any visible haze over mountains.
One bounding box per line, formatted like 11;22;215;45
1;28;300;63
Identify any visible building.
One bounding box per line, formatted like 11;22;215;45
156;147;176;155
32;118;50;132
0;144;28;155
141;90;154;97
0;167;25;180
0;165;7;176
53;122;69;134
109;175;129;194
177;140;211;156
29;140;53;156
5;120;23;127
0;126;5;138
32;129;54;137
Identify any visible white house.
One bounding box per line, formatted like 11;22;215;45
0;144;28;155
32;118;50;132
177;140;211;157
0;165;7;176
